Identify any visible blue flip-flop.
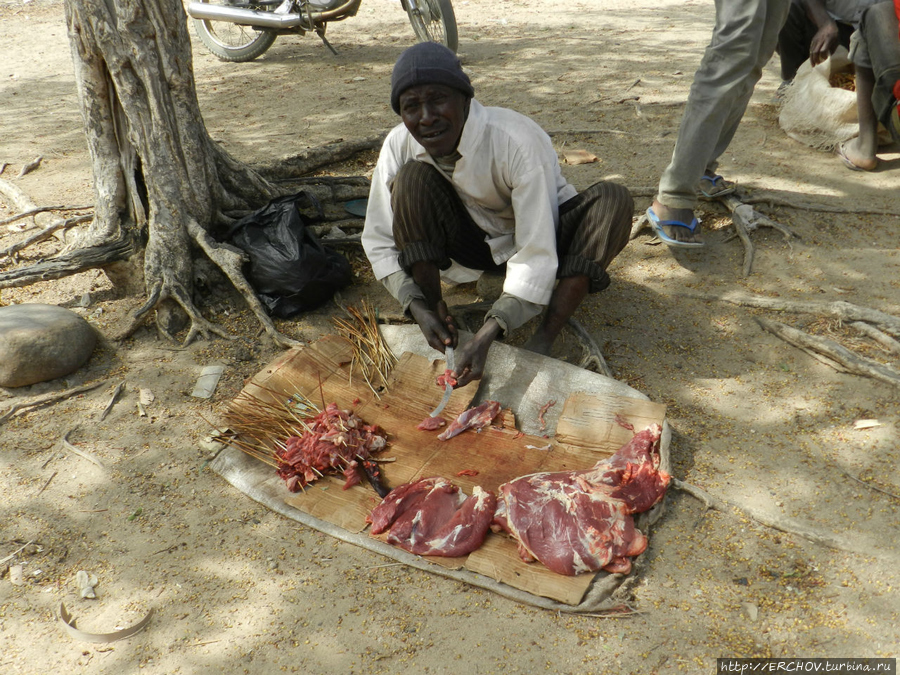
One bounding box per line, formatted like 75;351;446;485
698;174;736;198
646;207;705;248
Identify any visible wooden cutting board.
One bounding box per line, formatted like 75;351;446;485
230;335;666;604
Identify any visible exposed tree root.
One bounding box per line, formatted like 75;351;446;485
185;218;300;349
115;273;236;347
0;236;135;289
704;291;900;336
566;317;613;377
0;178;75;238
0;380;108;425
754;317;900;389
738;189;900;217
850;321;900;356
719;194;799;276
0;215;93;261
627;193;798;276
671;478;860;554
259;134;387;180
0;205;92;229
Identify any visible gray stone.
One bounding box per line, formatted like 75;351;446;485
0;303;98;388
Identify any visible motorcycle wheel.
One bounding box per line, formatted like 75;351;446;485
191;0;278;62
405;0;458;53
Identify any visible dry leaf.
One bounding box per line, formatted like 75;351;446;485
563;149;598;165
853;419;881;430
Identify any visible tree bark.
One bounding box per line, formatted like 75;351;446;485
37;0;291;342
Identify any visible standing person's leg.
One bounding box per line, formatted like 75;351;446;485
835;3;900;170
777;0;817;82
650;0;789;246
525;182;633;354
837;66;878;170
862;2;900;140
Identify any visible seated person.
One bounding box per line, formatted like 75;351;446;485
836;0;900;170
776;0;873;86
362;43;633;387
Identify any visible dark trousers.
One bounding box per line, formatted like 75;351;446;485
860;2;900;141
390;161;633;294
777;0;855;81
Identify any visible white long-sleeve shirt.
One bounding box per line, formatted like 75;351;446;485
362;99;577;331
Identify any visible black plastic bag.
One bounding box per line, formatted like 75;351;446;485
227;192;352;318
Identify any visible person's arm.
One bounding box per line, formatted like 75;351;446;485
453;153;561;386
800;0;840;66
452;293;543;387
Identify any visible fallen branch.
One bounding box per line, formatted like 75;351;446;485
755;317;900;389
671;478;857;553
707;291;900;337
0;380;108;424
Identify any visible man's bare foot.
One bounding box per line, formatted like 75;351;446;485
649;200;703;245
837;140;877;172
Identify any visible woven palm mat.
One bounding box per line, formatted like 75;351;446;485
210;325;670;613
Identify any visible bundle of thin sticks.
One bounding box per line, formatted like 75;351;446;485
333;299;397;397
220;386;389;495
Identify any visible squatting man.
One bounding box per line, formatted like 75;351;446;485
362;42;633;387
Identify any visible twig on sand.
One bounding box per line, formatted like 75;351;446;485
36;471;58;496
61;427;106;469
755;317;900;389
836;469;900;501
0;380;107;424
0;540;34;566
99;381;126;421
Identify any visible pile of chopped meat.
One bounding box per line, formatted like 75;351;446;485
367;477;497;557
491;424;670;576
275;402;388;494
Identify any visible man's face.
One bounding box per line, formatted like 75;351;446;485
398;84;468;158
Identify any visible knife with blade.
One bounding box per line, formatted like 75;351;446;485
428;346;455;418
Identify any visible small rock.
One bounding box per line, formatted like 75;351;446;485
0;304;98;387
9;564;24;586
76;570;98;598
741;602;758;622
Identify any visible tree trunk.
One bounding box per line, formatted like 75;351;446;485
52;0;297;345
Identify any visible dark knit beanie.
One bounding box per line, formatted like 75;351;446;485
390;42;474;114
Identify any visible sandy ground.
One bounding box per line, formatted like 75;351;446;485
1;0;899;673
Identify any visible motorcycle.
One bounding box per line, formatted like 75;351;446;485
187;0;458;62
